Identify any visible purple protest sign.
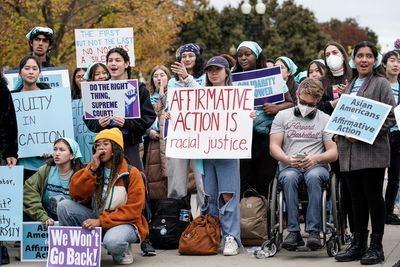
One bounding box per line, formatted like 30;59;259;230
47;226;102;267
81;79;141;120
231;66;286;108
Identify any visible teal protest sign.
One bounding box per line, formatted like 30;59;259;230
325;94;392;144
72;100;96;165
21;221;59;262
3;67;70;91
12;88;75;158
0;166;23;241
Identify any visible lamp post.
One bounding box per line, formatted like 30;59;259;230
241;0;266;45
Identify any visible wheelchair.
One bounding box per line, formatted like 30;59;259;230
258;171;344;257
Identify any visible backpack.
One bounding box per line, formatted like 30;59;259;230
149;195;192;249
240;188;268;245
122;166;152;223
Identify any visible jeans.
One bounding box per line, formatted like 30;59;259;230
201;159;242;247
57;200;139;264
278;165;329;232
167;158;205;207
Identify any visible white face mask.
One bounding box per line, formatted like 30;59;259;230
297;103;316;118
326;54;344;71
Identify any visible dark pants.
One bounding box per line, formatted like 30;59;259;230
345;168;385;234
240;131;277;198
386;131;400;214
331;160;354;232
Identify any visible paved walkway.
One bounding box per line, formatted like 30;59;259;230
2;223;399;267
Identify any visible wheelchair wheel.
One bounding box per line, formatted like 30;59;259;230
326;237;340;257
261;239;278;257
269;177;278;232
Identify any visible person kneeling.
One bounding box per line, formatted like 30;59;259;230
57;128;148;265
269;78;338;251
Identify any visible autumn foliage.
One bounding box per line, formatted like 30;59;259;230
0;0;201;73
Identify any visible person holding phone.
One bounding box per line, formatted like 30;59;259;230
166;43;206;208
57;128;148;265
270;78;338;251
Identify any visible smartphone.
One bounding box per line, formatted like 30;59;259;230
294;153;306;159
174;55;182;81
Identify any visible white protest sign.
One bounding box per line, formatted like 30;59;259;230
166;86;254;159
75;28;135;67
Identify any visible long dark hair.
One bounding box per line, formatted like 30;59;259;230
87;63;110;82
323;41;352;84
351;41;383;79
18;55;41;74
106;47;131;79
93;140;124;213
307;60;329;91
71;68;86;99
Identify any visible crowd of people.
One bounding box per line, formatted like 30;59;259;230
0;25;400;267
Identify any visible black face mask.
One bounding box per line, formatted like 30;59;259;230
293;105;317;119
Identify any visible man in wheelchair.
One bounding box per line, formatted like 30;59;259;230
269;78;338;251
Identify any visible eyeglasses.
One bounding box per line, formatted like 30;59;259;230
298;97;318;107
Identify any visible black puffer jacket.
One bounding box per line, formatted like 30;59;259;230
0;75;18;160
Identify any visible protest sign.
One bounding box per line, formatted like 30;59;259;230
81;79;140;119
3;67;70;91
394;105;400;128
12;88;75;158
72;100;96;164
0;166;23;241
325;94;392;144
231;66;285;107
47;226;101;267
166;86;254;159
75;28;135;67
21;222;59;262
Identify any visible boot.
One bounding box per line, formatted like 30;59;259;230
335;232;368;262
1;245;10;265
360;234;384;265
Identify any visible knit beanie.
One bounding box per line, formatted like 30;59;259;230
94;128;124;149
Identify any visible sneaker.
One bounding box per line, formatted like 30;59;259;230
306;231;323;250
282;231;305;251
393;260;400;267
119;245;133;265
223;235;239;256
386;213;400;225
140;238;156;256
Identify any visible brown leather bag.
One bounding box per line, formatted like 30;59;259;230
178;215;221;255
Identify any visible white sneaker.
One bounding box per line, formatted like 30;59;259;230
119;245;133;265
223;235;239;256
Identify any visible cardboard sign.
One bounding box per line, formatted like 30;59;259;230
12;88;75;158
75;28;135;67
166;86;254;159
325;94;392;144
81;80;141;119
47;226;102;267
232;66;285;107
72;100;96;165
21;222;59;262
3;67;70;91
0;166;23;241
